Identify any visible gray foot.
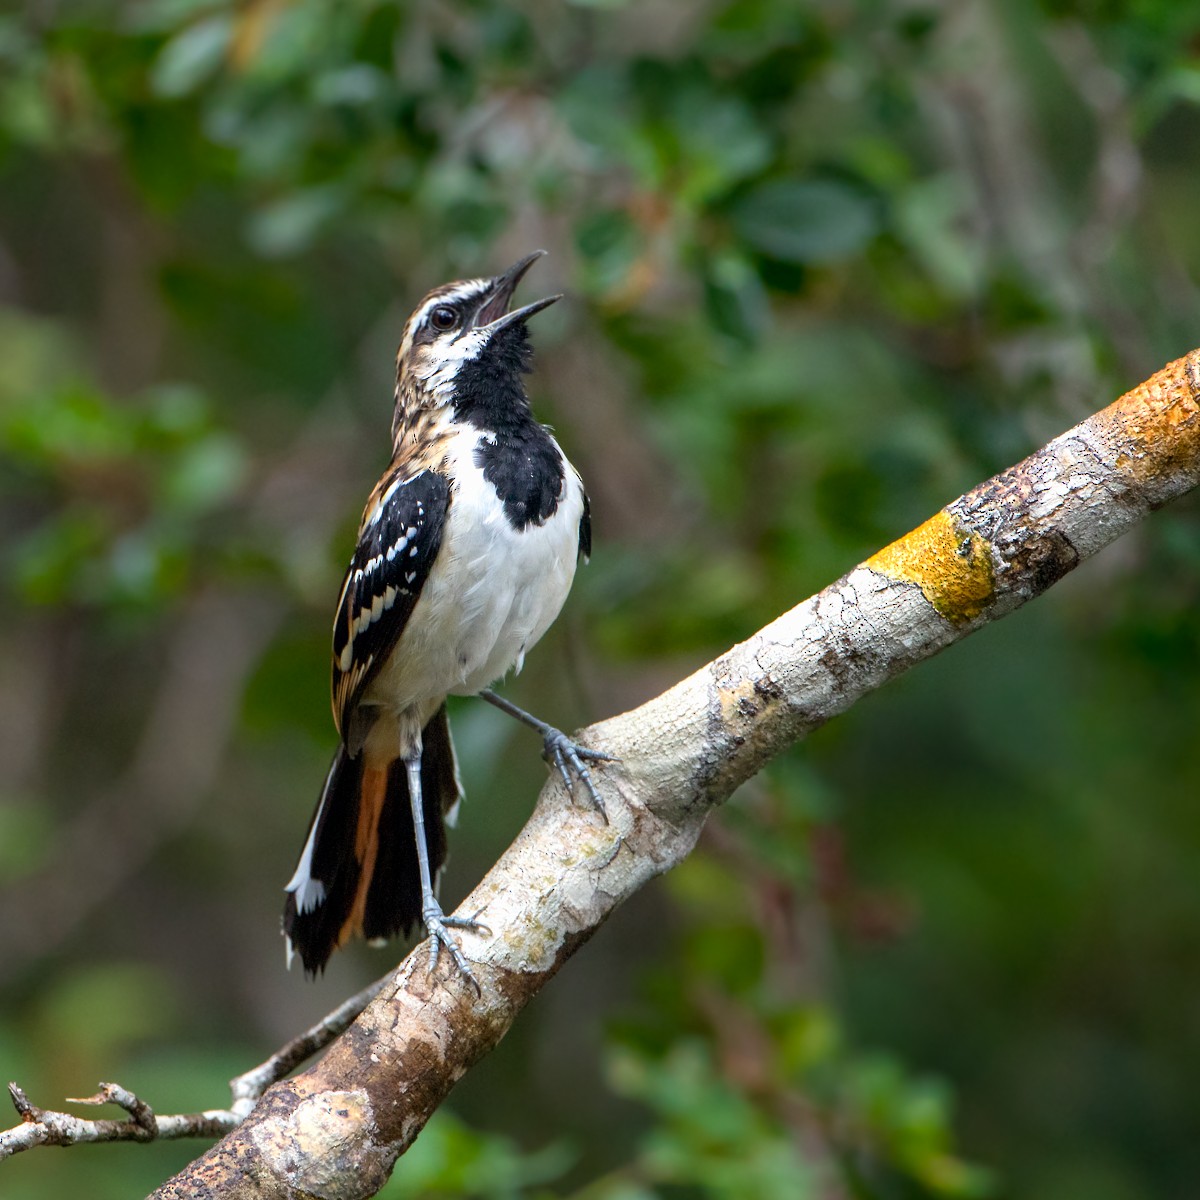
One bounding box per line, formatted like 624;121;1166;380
478;690;616;818
422;903;490;992
542;728;616;820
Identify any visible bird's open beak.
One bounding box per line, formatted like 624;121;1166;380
476;250;561;332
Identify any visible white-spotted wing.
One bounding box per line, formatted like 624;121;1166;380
331;467;451;744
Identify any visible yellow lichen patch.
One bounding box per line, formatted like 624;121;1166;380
1097;351;1200;490
866;510;995;624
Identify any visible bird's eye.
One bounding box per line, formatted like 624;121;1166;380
430;306;458;331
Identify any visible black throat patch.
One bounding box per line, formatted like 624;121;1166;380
451;325;565;530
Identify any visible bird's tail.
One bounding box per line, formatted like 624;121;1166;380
282;705;462;975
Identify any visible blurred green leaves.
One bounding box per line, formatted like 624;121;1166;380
598;1036;993;1200
597;841;994;1200
0;314;248;610
382;1111;572;1199
732;179;881;266
150;14;233;99
561;61;774;206
605;1040;823;1200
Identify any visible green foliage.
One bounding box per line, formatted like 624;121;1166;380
381;1111;572;1199
0;319;248;611
3;0;1200;1197
603;1039;825;1200
596;846;996;1200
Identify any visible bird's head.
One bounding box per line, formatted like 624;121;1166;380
394;251;560;421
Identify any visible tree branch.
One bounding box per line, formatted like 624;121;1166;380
0;975;388;1161
57;354;1200;1195
1;1081;233;1158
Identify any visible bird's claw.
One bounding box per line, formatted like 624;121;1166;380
423;903;489;993
542;729;615;821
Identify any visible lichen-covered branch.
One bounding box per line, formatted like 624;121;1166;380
87;354;1200;1195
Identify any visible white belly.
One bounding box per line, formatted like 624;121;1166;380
364;428;584;718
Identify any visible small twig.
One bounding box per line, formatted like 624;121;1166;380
68;1082;158;1135
1;1081;182;1159
0;972;389;1161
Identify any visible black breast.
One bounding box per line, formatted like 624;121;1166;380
474;424;564;529
452;325;565;530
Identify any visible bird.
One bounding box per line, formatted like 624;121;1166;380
282;251;608;985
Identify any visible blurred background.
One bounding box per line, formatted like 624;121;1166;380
3;1;1200;1197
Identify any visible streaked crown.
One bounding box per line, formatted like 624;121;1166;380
394;251;560;415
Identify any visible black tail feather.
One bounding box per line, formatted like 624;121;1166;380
282;705;461;975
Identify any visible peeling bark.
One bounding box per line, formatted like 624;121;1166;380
141;351;1200;1198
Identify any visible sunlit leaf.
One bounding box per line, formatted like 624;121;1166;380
150;14;233;98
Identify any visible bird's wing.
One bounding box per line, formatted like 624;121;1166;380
331;465;451;743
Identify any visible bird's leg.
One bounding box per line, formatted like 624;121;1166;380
479;689;615;820
404;747;486;991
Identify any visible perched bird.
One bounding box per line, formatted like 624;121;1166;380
283;252;607;984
